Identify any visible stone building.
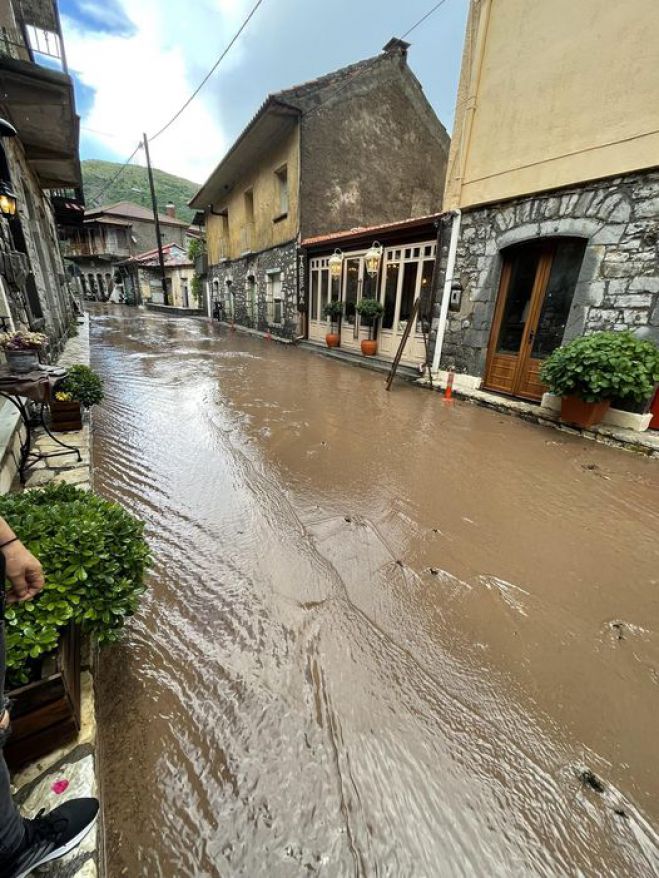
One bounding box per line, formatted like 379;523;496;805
0;0;81;354
61;201;189;302
191;38;450;339
119;242;198;312
431;0;659;403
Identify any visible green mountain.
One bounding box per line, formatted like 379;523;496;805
81;159;200;223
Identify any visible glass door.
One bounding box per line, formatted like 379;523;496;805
484;239;585;400
377;242;436;364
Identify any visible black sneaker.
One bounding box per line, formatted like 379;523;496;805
5;797;99;878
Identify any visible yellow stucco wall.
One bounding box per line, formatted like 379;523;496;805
444;0;659;209
140;266;194;307
206;127;299;264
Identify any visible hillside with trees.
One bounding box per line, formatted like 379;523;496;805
81;160;200;223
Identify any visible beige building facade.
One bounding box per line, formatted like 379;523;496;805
193;39;450;340
433;0;659;403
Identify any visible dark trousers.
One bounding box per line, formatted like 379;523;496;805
0;553;25;861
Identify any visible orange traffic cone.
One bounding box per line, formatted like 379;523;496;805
444;370;455;401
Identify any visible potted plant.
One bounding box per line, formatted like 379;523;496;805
0;483;150;767
0;330;48;373
540;331;659;429
51;364;104;431
355;297;384;356
323;300;343;348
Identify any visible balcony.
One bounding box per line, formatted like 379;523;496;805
0;1;80;189
50;188;85;227
62;235;130;261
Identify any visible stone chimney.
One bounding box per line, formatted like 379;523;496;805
382;37;410;58
165;201;176;219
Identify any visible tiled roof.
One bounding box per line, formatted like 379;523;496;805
122;242;193;268
85;201;189;227
301;213;443;248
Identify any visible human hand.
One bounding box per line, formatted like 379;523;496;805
3;541;45;604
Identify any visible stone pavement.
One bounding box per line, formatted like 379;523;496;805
9;314;101;878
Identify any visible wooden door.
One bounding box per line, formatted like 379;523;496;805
484;239;585;401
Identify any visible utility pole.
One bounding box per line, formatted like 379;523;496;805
143;132;169;306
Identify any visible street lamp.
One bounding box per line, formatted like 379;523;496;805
0;182;17;218
328;248;343;279
364;242;383;277
0;117;18;218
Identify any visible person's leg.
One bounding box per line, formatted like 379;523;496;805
0;554;26;863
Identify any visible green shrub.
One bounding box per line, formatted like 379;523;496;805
355;297;384;324
539;331;659;404
0;484;150;687
322;300;343;320
58;364;104;408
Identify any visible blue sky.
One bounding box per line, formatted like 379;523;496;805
61;0;469;183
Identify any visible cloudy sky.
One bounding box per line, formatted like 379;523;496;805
60;0;469;185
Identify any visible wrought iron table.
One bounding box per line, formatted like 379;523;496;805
0;366;82;483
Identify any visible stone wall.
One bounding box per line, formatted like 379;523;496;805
2;138;75;356
437;169;659;376
208;240;302;340
299;49;450;239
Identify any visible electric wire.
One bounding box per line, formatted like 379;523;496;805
89;0;266;204
302;0;450;119
148;0;265;144
87;0;448;206
90;142;143;206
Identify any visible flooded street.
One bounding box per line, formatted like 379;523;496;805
91;308;659;877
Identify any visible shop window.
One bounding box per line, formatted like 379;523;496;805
382;261;399;330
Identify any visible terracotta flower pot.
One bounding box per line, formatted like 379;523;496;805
361;339;378;357
326;333;340;348
560;396;610;429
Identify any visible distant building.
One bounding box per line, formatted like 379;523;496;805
191;38;450;339
431;0;659;401
61;200;189;301
0;0;81;352
118;243;198;311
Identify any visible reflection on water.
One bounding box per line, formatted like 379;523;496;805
92;307;659;877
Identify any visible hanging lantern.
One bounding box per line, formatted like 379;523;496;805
0;182;17;218
328;248;343;279
364;242;383;277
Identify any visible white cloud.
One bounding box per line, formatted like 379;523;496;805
61;0;254;182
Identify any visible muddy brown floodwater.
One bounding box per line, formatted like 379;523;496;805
91;307;659;877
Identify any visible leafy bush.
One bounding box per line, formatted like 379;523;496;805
191;274;203;303
355;297;385;324
540;331;659;403
57;364;104;408
0;484;150;687
322;300;343;321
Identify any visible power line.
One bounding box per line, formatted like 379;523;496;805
87;0;266;205
90;142;142;206
87;0;447;207
303;0;450;119
148;0;266;144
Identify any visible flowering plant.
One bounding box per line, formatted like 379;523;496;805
55;391;73;402
0;330;48;351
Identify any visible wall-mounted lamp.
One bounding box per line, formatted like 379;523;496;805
0;182;17;218
364;242;383;277
0;117;18;219
328;248;343;279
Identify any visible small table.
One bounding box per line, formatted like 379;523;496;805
0;366;82;484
